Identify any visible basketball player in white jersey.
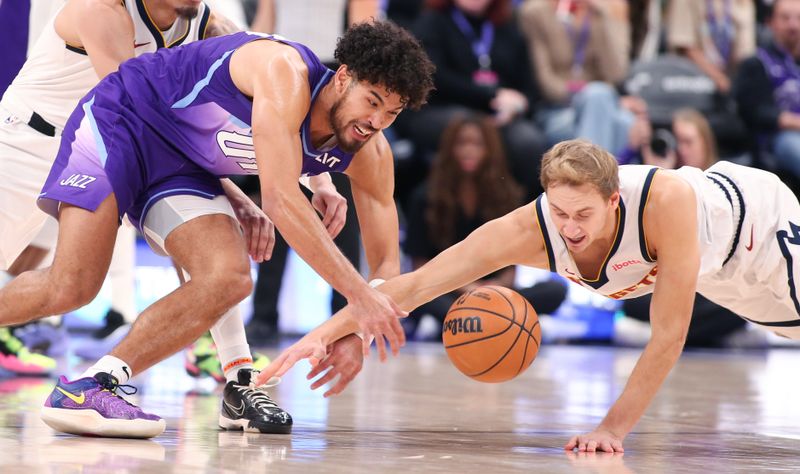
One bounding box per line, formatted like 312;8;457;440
0;0;328;435
263;139;800;452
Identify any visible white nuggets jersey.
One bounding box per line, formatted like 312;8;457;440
536;160;800;335
534;164;738;301
1;0;211;131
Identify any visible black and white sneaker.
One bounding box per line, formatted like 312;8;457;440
219;369;292;434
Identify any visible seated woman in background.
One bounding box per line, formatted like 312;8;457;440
641;108;719;169
403;114;566;340
617;108;751;348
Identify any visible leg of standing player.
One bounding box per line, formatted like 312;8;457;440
0;196;119;325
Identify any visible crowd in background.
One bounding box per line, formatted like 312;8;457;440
3;0;799;349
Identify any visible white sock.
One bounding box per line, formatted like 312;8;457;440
210;305;253;383
82;355;132;384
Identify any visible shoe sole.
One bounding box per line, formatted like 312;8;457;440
218;414;292;434
41;406;166;438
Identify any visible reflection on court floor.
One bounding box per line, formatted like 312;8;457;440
1;343;799;472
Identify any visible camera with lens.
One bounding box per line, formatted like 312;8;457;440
649;129;676;159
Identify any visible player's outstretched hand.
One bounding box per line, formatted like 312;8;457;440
306;334;364;397
565;429;624;453
349;287;408;361
232;197;275;262
255;335;328;385
311;186;347;239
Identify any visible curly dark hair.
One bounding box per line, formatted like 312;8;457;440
334;21;435;110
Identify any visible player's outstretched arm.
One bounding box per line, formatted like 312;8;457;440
256;201;550;385
566;172;700;453
230;43;406;358
346;133;401;281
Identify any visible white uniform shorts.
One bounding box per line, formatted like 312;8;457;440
0;105;59;269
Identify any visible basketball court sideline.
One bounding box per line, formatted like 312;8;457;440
1;343;798;472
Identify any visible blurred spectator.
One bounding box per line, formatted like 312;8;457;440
735;0;800;179
396;0;548;199
403;114;567;339
518;0;648;157
629;0;667;61
641;108;720;169
203;0;248;28
615;108;749;348
667;0;756;95
757;0;777;26
385;0;425;29
251;0;381;54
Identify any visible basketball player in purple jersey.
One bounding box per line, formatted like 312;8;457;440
0;0;324;437
0;22;434;437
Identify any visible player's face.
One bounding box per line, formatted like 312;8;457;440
453;123;486;174
772;0;800;51
546;183;620;254
329;81;404;154
673;119;706;169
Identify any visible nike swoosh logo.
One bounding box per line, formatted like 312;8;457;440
56;387;86;405
134;42;151;48
225;400;245;417
746;224;754;251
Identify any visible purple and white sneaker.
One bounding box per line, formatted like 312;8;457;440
41;372;166;438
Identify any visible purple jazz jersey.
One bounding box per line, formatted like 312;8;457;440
38;32;355;229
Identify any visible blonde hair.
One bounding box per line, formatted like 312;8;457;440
672;108;718;170
539;140;620;199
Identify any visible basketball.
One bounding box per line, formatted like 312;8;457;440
442;286;541;383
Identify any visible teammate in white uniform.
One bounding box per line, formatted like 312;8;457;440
0;0;212;266
264;139;800;453
0;0;310;436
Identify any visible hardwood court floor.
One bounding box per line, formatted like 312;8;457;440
1;342;800;473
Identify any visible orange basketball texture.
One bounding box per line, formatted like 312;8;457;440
442;286;541;383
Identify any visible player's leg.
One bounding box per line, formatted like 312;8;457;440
74;225;139;361
3;218;66;371
105;217;250;376
0;196;118;325
136;194;291;433
0;107;57;270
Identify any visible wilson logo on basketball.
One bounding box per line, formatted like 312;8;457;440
443;316;484;336
611;259;643;272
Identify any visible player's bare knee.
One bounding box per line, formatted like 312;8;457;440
201;265;252;307
222;270;253;305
